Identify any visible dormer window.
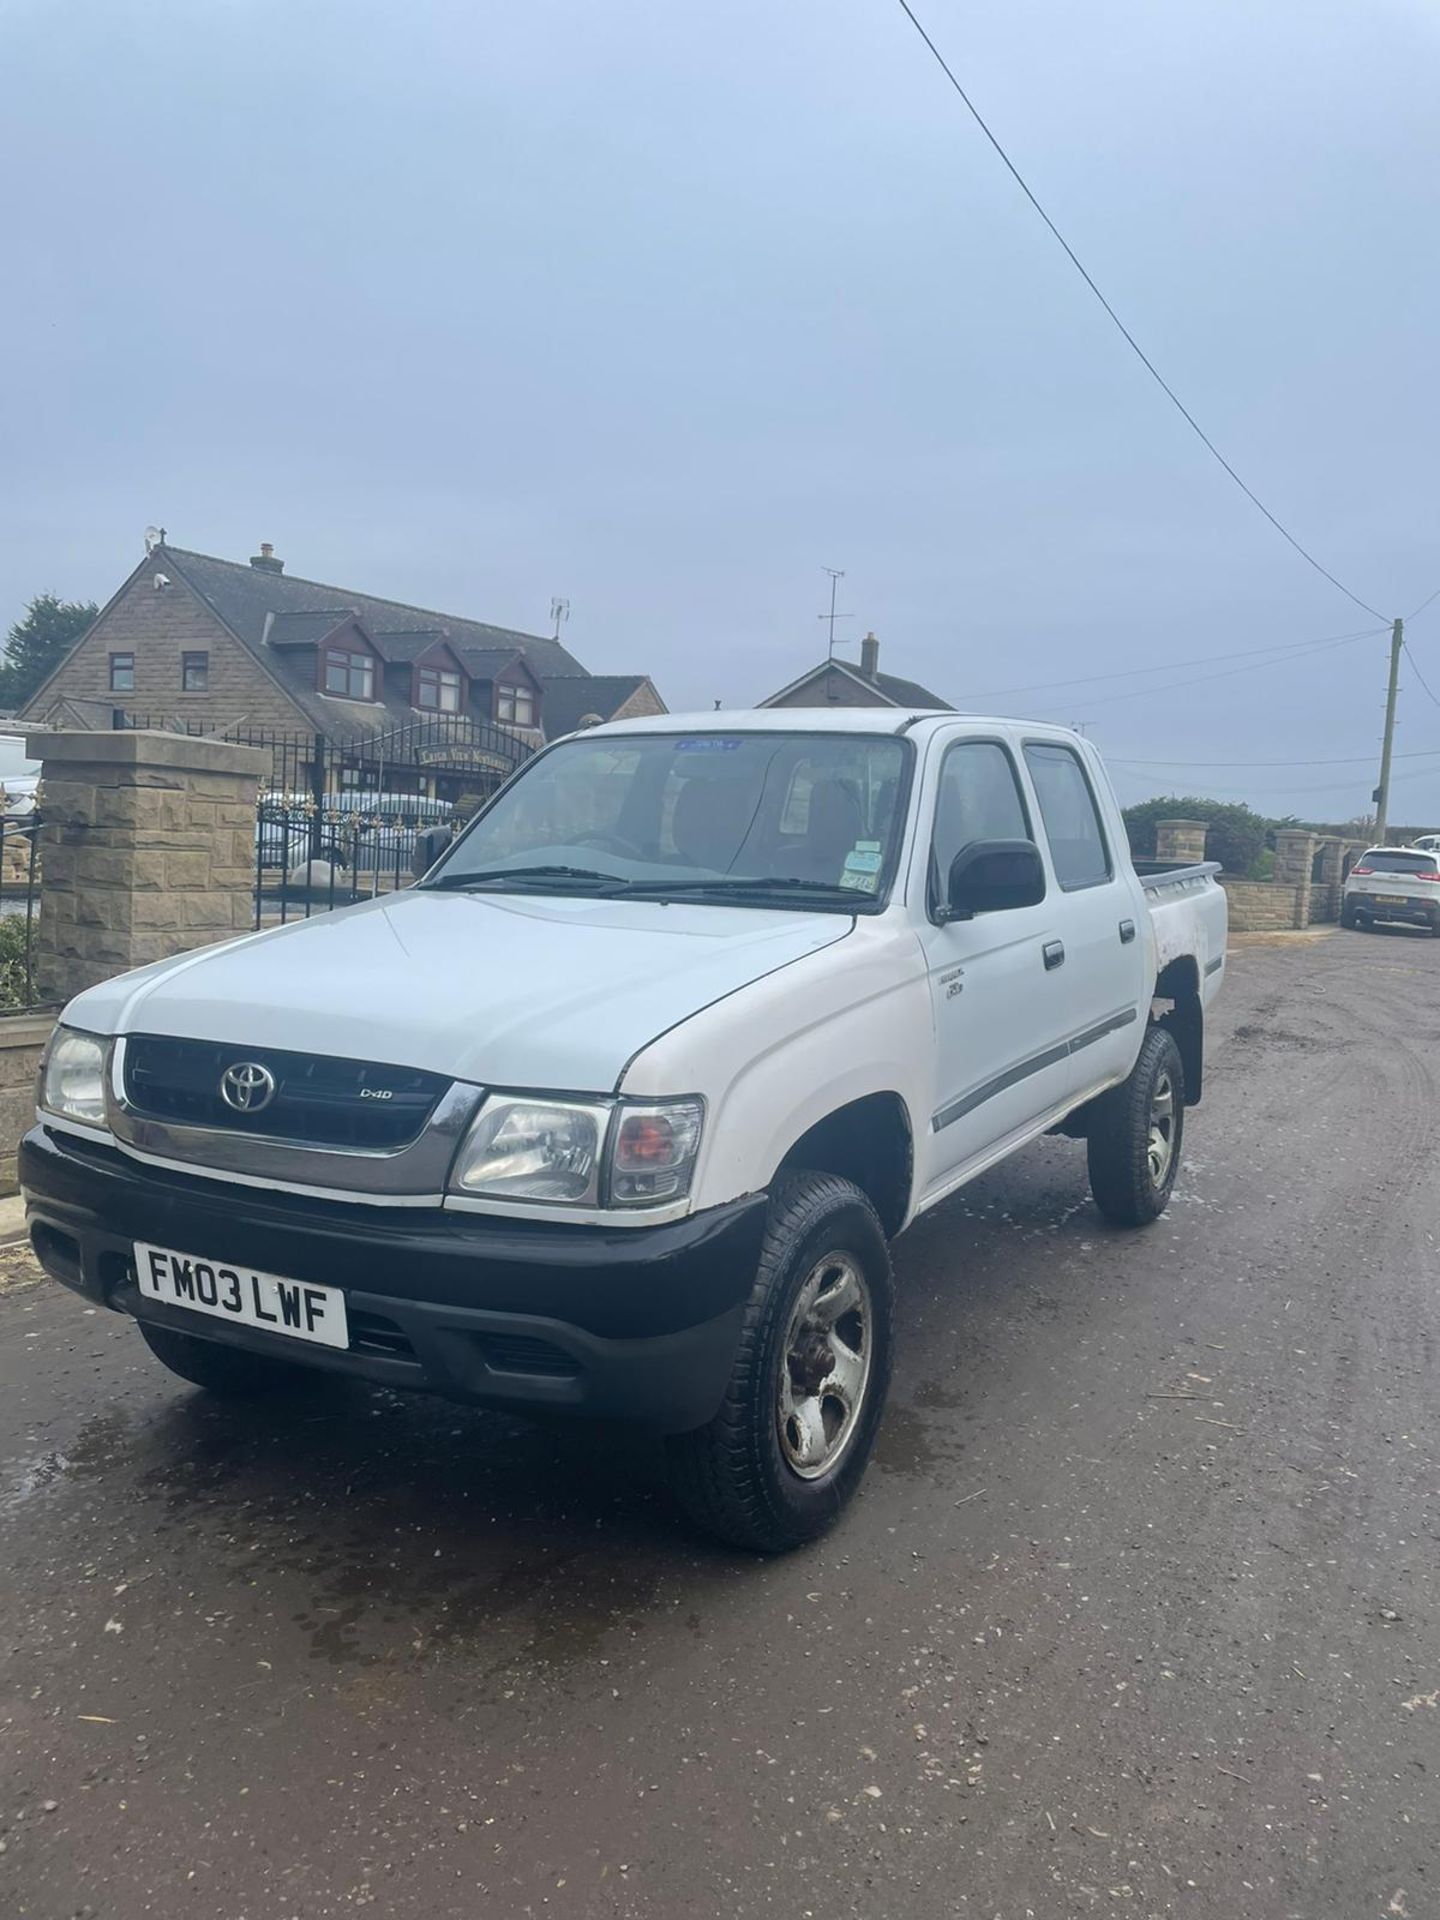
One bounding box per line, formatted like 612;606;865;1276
497;683;536;726
324;645;375;700
417;665;462;713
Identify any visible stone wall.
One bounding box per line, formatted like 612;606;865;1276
611;680;667;722
1154;817;1365;932
30;729;268;1006
1219;879;1307;932
0;1014;54;1193
21;559;303;740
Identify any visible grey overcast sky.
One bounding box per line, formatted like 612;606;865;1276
2;0;1437;818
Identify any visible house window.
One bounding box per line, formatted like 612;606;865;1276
181;650;209;692
324;646;375;700
109;652;134;692
416;666;461;713
497;683;536;726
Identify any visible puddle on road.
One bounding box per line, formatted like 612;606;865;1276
871;1392;971;1482
914;1378;966;1412
0;1407;138;1515
2;1374;702;1686
0;1444;72;1515
295;1539;666;1672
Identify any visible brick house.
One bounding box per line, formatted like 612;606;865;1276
759;632;951;712
22;540;666;773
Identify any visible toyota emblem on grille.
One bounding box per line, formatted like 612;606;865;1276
220;1061;277;1114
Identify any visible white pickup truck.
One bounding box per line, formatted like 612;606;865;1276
24;710;1226;1550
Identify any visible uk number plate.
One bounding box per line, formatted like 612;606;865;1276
1375;894;1407;905
135;1242;349;1350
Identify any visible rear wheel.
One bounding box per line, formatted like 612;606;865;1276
666;1172;893;1553
137;1319;310;1395
1340;899;1360;930
1086;1026;1185;1227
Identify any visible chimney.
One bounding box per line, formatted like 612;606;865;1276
249;541;284;575
860;631;880;680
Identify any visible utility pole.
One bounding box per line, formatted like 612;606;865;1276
1374;617;1404;843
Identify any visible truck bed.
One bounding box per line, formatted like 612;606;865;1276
1137;860;1227;982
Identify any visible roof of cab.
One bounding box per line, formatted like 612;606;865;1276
585;707;1079;742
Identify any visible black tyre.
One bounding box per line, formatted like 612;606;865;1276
666;1172;893;1553
1339;900;1359;930
1086;1025;1185;1228
137;1319;310;1396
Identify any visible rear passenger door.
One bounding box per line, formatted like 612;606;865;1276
1021;740;1148;1099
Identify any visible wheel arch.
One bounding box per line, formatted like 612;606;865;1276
775;1091;914;1239
1154;955;1203;1104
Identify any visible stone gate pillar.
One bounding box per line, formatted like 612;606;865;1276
29;729;267;1007
1314;838;1347;922
1272;829;1319;928
1155;819;1210;865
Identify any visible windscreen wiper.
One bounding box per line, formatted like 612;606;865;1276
614;876;866;904
427;864;628;893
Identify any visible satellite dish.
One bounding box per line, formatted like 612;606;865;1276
144;526;162;554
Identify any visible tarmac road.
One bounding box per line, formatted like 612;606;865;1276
1;930;1437;1920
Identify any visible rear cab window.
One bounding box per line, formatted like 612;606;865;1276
1022;741;1112;890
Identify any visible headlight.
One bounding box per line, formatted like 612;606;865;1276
451;1096;611;1205
608;1100;704;1207
450;1093;705;1209
40;1028;108;1127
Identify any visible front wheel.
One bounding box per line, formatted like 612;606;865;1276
1086;1025;1185;1227
666;1172;893;1553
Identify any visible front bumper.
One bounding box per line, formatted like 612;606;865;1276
20;1126;766;1431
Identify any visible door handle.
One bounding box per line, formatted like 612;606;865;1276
1043;940;1065;971
1119;919;1136;944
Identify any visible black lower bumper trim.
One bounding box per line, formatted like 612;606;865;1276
1359;904;1436;926
20;1127;766;1431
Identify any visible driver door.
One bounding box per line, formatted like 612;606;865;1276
917;737;1072;1197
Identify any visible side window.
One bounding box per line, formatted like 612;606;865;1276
1023;742;1112;890
931;741;1032;903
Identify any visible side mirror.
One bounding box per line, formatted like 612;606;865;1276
942;839;1046;921
411;824;453;880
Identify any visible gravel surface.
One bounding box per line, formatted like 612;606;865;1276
1;931;1437;1919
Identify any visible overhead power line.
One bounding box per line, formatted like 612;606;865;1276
1109;760;1440;799
1407;585;1440;622
891;0;1390;623
958;624;1385;705
1110;746;1440;769
1403;640;1440;710
1055;630;1382;716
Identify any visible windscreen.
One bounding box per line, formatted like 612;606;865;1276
427;730;910;908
